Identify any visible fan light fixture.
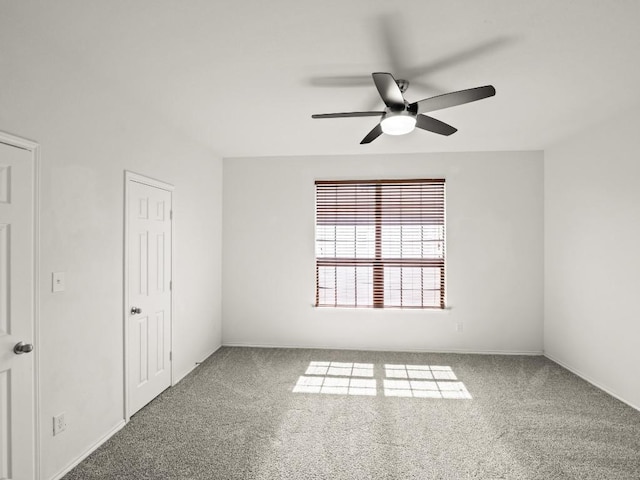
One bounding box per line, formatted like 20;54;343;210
380;112;416;135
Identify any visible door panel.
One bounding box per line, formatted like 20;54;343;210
127;179;172;416
0;224;9;334
0;141;35;480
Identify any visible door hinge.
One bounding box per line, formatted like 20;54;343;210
169;352;172;361
170;210;173;220
169;280;172;291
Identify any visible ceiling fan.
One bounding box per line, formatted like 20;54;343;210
311;72;496;144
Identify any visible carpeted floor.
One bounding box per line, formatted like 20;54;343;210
63;347;640;479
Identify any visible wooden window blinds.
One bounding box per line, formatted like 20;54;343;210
315;179;445;309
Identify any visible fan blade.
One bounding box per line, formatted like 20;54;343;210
312;111;384;119
372;72;405;109
412;86;496;114
416;115;457;136
378;13;405;76
407;38;510;79
360;124;383;144
308;75;372;88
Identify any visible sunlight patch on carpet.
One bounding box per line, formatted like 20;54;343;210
293;362;472;399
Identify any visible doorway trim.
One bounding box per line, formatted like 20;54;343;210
123;171;174;421
0;130;41;479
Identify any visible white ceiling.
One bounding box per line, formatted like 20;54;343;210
7;0;640;158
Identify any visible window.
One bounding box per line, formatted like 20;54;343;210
315;179;445;309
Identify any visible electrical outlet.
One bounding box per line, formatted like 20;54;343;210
456;322;464;333
53;413;66;436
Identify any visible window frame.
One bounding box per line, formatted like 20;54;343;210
315;179;446;309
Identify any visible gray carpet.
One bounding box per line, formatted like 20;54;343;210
63;347;640;479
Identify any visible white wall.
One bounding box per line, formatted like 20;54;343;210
0;8;223;480
544;106;640;410
223;152;543;353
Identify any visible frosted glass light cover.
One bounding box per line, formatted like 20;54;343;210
380;114;416;135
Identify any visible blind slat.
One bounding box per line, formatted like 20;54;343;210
316;181;445;229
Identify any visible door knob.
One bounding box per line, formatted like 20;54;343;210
130;307;142;315
14;342;34;355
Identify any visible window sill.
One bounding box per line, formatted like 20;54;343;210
312;304;452;312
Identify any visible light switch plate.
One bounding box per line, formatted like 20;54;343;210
52;272;65;292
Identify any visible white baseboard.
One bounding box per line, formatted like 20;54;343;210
544;352;640;413
222;342;543;356
206;343;224;358
172;343;223;386
49;420;126;480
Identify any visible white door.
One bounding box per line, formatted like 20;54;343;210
0;141;35;479
127;177;172;416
